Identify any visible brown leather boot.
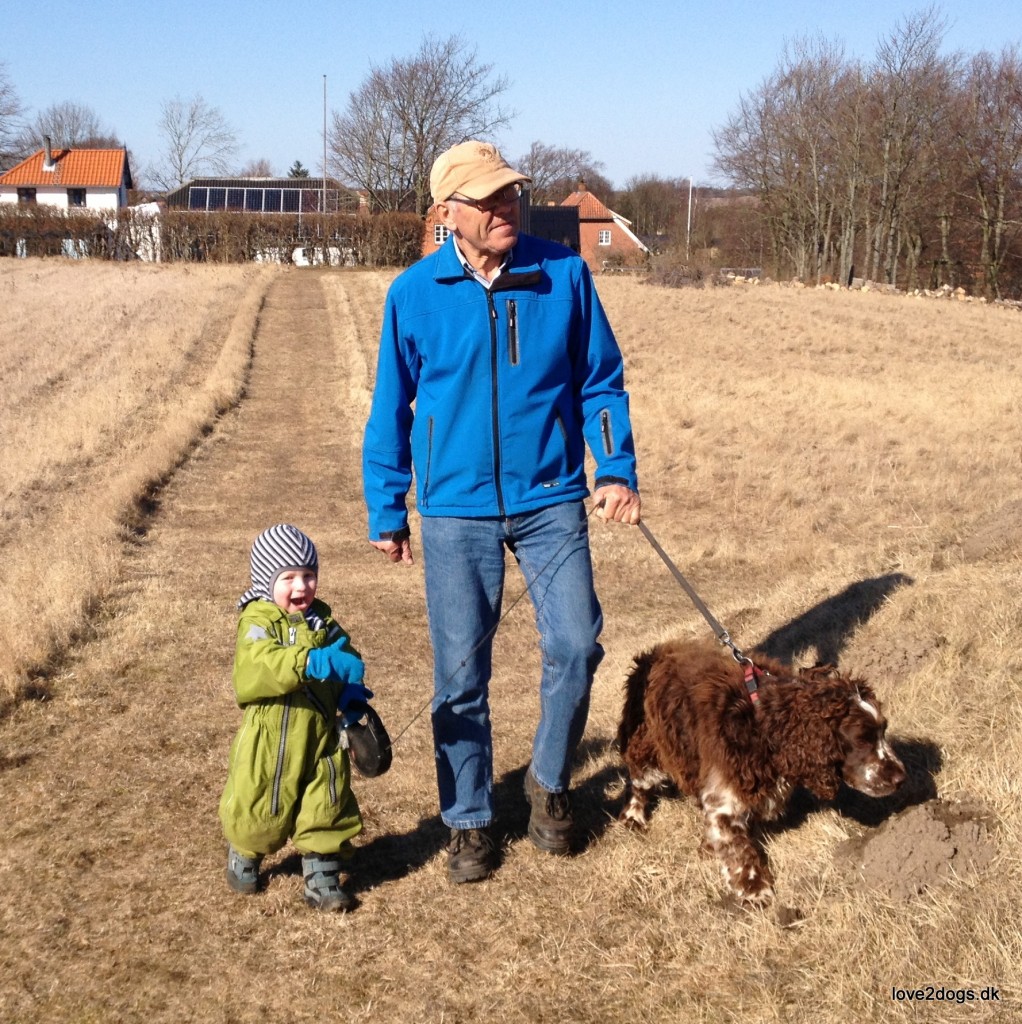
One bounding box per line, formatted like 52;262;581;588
524;768;573;855
446;827;497;883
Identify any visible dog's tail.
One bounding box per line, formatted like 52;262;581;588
617;648;657;754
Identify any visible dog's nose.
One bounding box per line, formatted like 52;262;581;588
873;757;907;795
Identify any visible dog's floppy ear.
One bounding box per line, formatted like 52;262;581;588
772;684;847;798
800;763;842;801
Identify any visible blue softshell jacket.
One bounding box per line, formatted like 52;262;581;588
363;233;638;539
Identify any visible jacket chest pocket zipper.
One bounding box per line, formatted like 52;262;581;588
507;299;519;366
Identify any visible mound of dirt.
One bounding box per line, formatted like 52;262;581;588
837;799;996;899
959;498;1022;563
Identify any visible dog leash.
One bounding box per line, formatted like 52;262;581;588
637;520;764;702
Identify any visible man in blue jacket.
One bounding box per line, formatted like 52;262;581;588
363;140;641;883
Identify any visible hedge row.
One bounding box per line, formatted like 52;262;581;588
0;206;425;266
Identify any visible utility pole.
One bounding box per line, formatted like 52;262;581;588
686;176;693;262
322;75;327;219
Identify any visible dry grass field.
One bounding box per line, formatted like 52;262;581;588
0;260;1020;1023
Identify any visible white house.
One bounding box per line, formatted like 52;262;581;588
0;137;133;210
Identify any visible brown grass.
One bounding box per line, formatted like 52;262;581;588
0;263;1019;1023
0;258;278;702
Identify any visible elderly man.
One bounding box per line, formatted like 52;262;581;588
363;140;640;883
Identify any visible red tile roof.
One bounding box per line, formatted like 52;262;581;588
560;189;614;221
0;148;130;188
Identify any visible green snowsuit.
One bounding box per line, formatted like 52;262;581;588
219;597;363;859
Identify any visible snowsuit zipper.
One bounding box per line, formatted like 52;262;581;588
271;696;292;816
301;685;340;805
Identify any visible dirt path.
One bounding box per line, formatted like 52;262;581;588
0;270;436;1021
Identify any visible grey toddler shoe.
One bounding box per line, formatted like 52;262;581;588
301;852;355;912
226;845;262;894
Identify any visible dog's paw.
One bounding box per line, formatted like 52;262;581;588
738;883;775;907
724;863;774;906
617;805;650;830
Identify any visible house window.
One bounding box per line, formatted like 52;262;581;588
434;224;450;245
17;188;37;205
598;229;612;246
189;187;208;210
67;188;87;207
227;188;245;210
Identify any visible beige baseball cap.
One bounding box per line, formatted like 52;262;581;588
430;141;530;203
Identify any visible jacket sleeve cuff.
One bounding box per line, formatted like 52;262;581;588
377;526;411;542
594;476;634;490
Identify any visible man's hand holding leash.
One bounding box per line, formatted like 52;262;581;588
593;483;642;525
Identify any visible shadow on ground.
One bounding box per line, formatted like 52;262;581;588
339;736;625;893
754;572;914;665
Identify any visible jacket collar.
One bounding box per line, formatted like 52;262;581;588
434;234;543;290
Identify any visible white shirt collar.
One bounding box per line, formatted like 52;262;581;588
452;240;511;289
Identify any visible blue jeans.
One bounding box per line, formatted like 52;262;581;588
420;501;604;829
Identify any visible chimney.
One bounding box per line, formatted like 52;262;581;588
577;178;587;193
43;136;56;172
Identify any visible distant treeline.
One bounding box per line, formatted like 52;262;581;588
712;13;1022;299
0;206;424;266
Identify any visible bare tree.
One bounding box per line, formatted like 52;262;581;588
863;7;953;285
149;95;240;190
713;70;798;275
237;158;275;177
715;36;856;282
955;47;1022;298
14;100;121;155
0;62;27;171
329;35;513;214
515;141;608;204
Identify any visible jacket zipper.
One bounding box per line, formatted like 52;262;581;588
422;415;434;507
487;291;506;516
507;299;519;365
600;409;615;455
271;695;292;816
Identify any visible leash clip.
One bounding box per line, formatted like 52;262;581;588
720;632;761;704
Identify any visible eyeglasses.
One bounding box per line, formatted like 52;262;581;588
447;182;523;212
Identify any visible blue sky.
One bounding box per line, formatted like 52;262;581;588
4;1;1020;187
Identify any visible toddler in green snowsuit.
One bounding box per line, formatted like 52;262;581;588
219;523;370;912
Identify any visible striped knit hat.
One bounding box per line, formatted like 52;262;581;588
238;523;319;608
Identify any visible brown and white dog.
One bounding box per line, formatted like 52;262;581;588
616;639;906;905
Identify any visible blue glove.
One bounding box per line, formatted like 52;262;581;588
305;637;365;684
338;681;375;727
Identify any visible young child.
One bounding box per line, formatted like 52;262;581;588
219;523;370;912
